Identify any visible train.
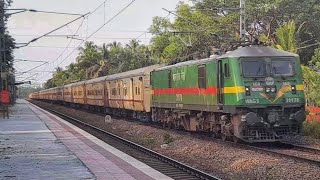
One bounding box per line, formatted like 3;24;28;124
29;45;306;143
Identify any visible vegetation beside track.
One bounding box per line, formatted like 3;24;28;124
304;121;320;139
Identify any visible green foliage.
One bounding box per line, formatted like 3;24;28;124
304;121;320;139
44;0;320;109
45;40;157;88
141;137;156;147
148;0;320;64
301;66;320;107
17;85;42;99
1;1;15;90
274;20;303;53
309;48;320;72
163;133;174;144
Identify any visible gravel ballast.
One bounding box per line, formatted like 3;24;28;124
34;101;320;180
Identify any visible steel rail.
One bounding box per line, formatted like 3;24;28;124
30;101;221;180
245;144;320;167
31;100;320;168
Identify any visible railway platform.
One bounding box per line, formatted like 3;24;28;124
0;99;171;180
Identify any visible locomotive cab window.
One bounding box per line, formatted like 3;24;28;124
198;65;206;89
224;63;230;78
242;60;266;77
271;60;294;76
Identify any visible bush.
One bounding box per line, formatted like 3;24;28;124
163;133;174;144
304;121;320;139
141;137;156;147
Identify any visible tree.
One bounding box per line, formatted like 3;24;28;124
301;66;320;106
273;20;304;53
46;40;158;87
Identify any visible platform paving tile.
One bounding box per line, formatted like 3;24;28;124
0;99;95;180
29;102;173;180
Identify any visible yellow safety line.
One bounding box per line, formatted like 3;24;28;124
296;84;304;91
223;86;245;94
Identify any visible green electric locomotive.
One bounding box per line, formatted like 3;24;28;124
151;46;305;142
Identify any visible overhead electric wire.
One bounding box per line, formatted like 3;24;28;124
16;13;90;48
37;0;137;82
14;59;48;63
21;62;48;74
89;0;109;16
35;18;86;80
55;0;137;68
30;10;83;16
133;12;171;42
35;0;111;81
20;73;39;82
87;0;137;40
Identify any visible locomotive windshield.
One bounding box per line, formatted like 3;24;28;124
242;60;266;77
242;58;295;77
271;60;294;76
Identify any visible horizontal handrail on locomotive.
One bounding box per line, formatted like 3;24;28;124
29;46;306;143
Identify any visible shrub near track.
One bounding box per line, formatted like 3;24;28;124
304;121;320;139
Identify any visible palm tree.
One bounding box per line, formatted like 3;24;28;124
274;20;304;53
76;41;102;68
107;41;122;50
126;39;140;53
100;43;110;60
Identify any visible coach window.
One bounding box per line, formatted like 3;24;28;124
198;65;206;89
224;63;230;78
124;88;127;96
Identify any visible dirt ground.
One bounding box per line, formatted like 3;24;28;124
35;101;320;180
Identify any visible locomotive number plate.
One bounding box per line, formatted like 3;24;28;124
245;99;260;104
285;98;300;103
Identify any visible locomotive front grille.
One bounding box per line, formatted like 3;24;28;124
243;125;299;142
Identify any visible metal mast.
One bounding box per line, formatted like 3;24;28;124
239;0;246;41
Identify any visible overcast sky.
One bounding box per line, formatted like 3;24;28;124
9;0;190;84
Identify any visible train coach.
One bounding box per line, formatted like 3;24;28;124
30;45;306;143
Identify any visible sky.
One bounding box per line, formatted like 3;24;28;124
8;0;190;85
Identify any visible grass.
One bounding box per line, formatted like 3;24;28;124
304;121;320;139
163;133;174;144
140;137;156;147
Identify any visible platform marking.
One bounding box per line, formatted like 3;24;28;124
0;130;51;134
29;103;173;180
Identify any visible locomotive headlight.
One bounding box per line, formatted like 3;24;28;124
271;87;276;93
291;85;297;94
245;86;251;96
266;87;271;93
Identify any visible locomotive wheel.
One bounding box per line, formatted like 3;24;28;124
221;134;227;141
232;136;239;143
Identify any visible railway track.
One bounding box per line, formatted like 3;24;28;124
230;142;320;167
30;101;220;180
32;100;320;169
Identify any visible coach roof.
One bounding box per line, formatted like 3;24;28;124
106;64;162;81
85;76;107;84
71;80;88;86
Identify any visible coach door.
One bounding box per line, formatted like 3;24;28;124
131;78;135;108
104;82;108;107
217;60;224;110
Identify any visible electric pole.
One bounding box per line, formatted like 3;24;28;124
239;0;246;41
0;0;5;91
